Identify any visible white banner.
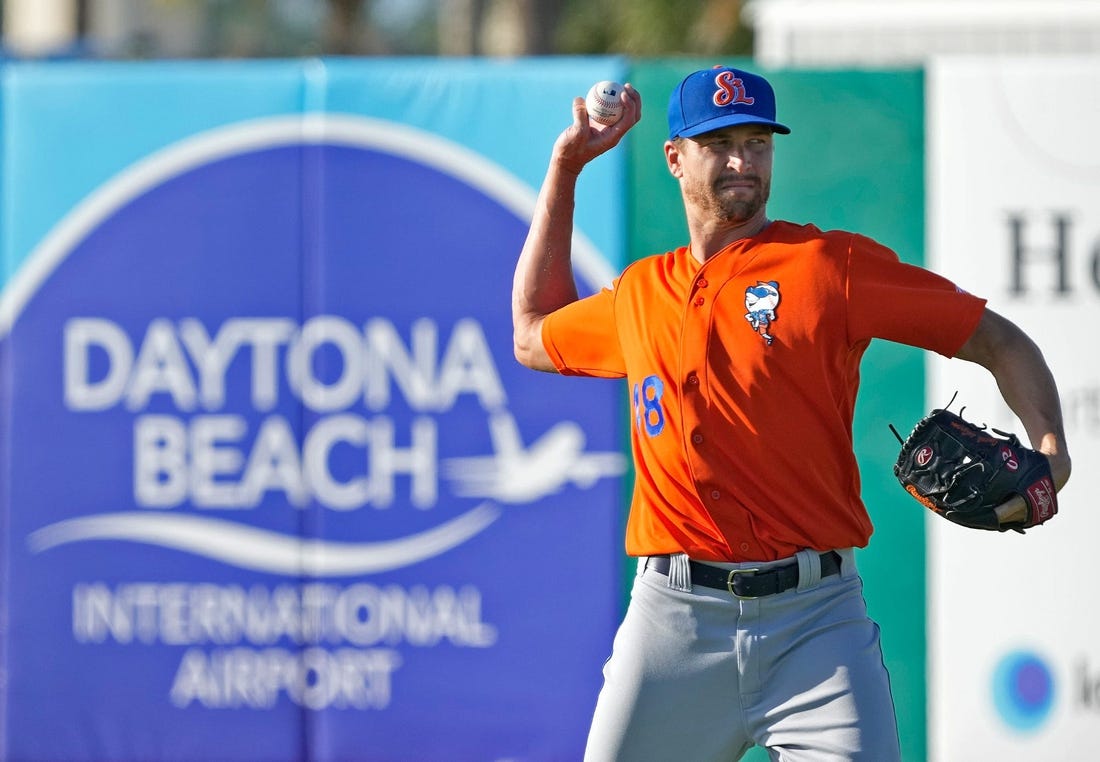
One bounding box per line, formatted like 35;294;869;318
927;56;1100;761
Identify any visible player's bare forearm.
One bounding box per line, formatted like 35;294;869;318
512;84;641;371
955;307;1072;494
512;161;582;371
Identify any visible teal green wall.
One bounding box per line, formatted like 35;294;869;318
626;60;928;762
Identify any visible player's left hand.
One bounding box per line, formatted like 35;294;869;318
890;405;1059;533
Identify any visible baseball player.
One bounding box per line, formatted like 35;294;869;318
512;66;1072;760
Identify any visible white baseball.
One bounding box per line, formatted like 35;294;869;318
585;80;624;125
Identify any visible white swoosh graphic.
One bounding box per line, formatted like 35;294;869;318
26;504;501;576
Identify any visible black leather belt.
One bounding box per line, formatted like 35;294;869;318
647;551;842;598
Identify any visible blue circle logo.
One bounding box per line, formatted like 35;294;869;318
992;650;1056;732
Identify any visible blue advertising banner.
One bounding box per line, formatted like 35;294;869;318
0;58;629;761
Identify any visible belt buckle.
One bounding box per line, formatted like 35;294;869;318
726;568;760;599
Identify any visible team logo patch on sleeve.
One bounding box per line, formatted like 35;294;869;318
744;280;781;345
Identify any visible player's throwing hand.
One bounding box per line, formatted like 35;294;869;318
553;82;640;176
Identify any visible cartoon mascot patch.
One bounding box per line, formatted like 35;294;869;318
744;280;780;345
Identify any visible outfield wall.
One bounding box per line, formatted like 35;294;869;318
628;61;928;762
0;56;1093;761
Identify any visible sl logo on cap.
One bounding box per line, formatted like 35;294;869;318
713;70;755;107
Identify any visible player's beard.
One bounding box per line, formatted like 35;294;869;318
684;173;770;224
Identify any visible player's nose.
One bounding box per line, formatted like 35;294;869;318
725;147;752;171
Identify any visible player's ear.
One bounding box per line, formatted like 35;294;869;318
665;139;684;178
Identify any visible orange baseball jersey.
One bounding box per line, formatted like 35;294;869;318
542;221;987;562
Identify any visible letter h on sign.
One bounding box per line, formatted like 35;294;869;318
1006;212;1081;296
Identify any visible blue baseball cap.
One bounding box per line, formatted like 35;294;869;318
668;66;791;140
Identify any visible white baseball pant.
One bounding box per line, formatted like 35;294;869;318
583;548;902;761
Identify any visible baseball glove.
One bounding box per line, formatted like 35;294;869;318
889;401;1058;532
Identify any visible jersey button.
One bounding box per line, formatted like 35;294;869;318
710;489;721;500
739;542;751;553
692;433;704;444
697;278;708;288
693;296;705;306
686;373;698;385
